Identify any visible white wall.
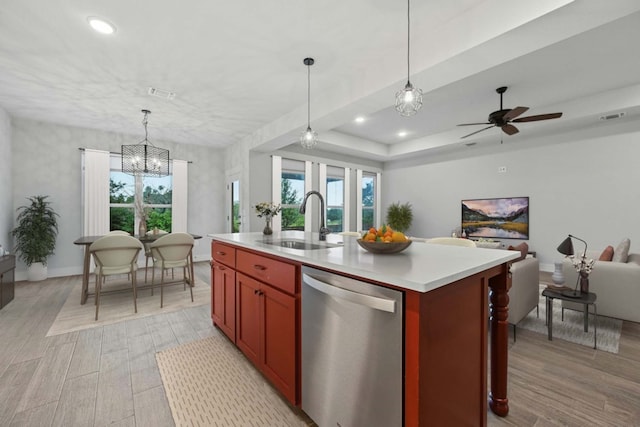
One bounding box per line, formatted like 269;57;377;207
0;107;12;253
11;118;226;278
383;129;640;271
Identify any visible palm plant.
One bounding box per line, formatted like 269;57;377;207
11;195;59;266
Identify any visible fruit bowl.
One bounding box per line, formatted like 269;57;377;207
357;239;412;254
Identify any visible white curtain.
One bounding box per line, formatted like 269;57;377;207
83;149;110;236
172;159;188;232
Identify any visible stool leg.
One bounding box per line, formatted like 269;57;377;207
132;268;138;313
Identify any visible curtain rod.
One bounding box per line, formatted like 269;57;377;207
78;147;192;163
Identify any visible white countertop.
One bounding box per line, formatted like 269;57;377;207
208;231;520;293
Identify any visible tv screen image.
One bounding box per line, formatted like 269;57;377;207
461;197;529;240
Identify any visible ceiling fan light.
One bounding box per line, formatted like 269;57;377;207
300;126;318;149
395;82;423;117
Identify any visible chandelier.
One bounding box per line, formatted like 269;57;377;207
300;57;318;149
121;109;170;177
395;0;423;117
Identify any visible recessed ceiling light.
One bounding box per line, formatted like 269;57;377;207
397;131;408;137
354;116;366;123
87;17;116;35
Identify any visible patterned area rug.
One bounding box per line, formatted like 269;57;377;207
156;335;312;427
47;272;210;336
518;285;622;353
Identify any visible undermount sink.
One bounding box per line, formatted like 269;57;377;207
258;239;339;250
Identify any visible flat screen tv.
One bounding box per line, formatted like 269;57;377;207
461;197;529;240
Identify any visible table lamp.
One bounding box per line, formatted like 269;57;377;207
557;234;587;297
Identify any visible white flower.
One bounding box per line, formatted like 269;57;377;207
255;202;281;219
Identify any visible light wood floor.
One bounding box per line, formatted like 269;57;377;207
0;266;638;426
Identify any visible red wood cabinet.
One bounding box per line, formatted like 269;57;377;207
211;241;237;342
236;271;297;404
211;242;300;406
211;262;236;342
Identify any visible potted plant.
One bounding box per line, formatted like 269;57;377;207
386;201;413;233
11;195;59;281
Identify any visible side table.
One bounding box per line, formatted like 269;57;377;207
541;288;597;349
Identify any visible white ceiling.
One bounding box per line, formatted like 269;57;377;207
1;0;640;161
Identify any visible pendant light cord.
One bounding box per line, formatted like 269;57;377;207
406;0;411;82
142;112;149;142
307;63;311;128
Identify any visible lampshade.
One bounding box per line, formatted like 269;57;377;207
300;57;318;149
121;110;170;177
557;236;574;256
395;0;423;117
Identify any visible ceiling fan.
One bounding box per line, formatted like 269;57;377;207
458;86;563;139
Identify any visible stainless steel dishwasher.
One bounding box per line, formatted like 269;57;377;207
301;266;403;427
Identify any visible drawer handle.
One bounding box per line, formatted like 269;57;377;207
254;289;264;296
216;251;226;256
253;264;267;271
217;265;226;271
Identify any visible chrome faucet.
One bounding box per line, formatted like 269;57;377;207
299;190;331;241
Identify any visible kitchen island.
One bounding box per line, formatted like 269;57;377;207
208;231;519;426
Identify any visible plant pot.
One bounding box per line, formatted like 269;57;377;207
27;262;47;282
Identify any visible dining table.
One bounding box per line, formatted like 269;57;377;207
74;233;202;305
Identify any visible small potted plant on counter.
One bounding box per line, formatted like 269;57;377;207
11;195;59;281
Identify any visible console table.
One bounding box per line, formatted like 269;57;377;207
0;255;16;309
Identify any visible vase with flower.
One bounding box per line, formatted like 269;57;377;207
567;253;595;296
255;202;281;235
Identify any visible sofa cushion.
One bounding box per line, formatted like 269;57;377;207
508;242;528;262
612;238;630;263
599;245;614;261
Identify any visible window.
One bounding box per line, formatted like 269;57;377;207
281;163;305;231
326;166;344;232
231;180;240;233
109;156;172;234
362;172;376;231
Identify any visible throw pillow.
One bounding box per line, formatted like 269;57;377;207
612;238;631;263
507;242;528;262
598;245;614;261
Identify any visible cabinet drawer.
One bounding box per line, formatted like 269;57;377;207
212;241;236;267
237;250;297;295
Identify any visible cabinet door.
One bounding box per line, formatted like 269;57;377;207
236;272;261;366
211;262;236;342
262;283;297;404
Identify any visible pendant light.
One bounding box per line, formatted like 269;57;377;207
395;0;423;117
300;57;318;149
121;109;170;177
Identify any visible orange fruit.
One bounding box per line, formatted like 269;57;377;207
391;232;406;242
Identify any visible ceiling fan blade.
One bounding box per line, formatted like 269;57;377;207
460;125;495;139
503;106;529;121
512;112;563;123
457;122;491;126
502;124;519;135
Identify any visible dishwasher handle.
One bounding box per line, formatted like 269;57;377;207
303;273;396;313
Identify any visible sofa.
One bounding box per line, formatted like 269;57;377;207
562;250;640;323
507;255;540;339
